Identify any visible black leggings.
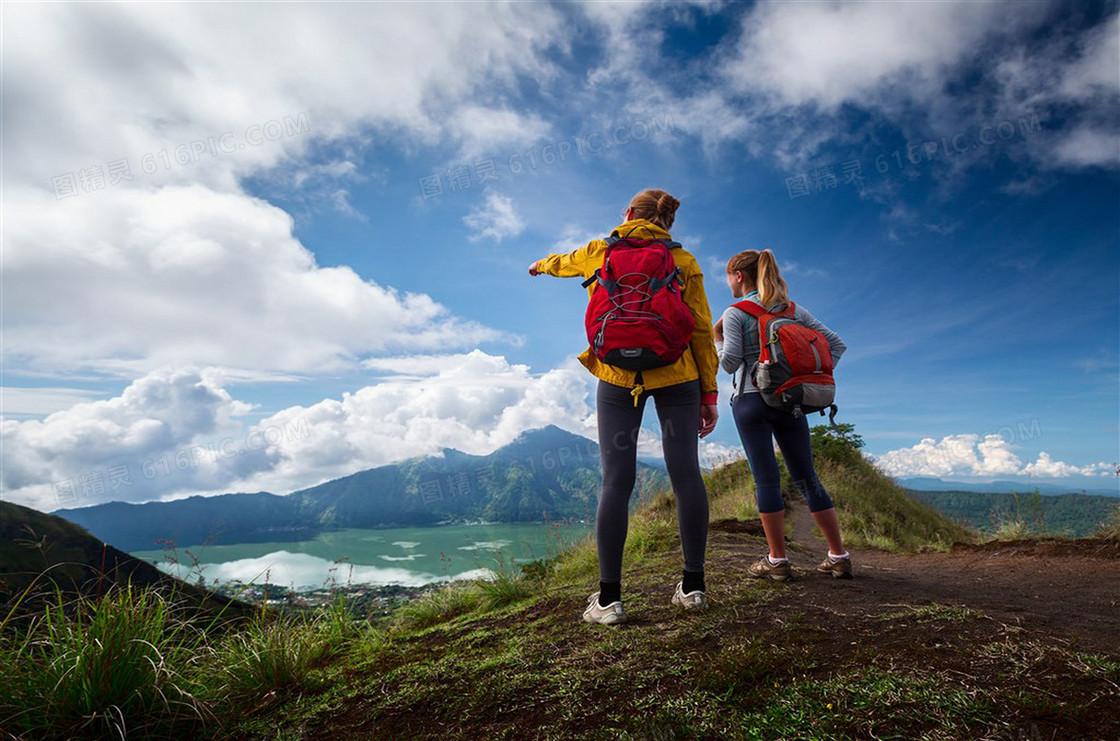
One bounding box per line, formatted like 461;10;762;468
595;378;709;581
730;392;835;514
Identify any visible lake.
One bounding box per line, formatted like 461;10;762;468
132;521;592;591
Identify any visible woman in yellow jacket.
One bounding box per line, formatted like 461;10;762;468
529;188;720;625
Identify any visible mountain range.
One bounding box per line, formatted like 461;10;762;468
897;476;1118;496
53;426;669;552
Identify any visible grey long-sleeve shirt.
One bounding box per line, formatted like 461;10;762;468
715;295;847;399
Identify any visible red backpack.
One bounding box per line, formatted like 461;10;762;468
733;299;839;425
581;232;695;370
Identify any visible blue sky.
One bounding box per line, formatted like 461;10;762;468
3;0;1118;512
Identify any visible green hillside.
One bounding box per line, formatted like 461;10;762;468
905;489;1120;538
0;500;255;621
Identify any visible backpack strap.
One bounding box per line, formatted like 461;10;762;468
731;299;795;363
648;265;682;293
607;232;682;250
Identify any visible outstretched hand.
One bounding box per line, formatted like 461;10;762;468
699;404;718;438
528;260;541;276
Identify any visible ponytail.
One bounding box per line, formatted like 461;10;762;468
756;249;789;307
726;248;790;307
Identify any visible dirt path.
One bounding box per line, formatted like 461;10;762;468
708;503;1120;655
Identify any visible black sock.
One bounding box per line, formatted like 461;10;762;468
598;580;621;607
683;569;705;594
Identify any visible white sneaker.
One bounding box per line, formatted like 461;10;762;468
582;591;626;625
671;581;708;610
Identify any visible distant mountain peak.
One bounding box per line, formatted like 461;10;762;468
509;424;593;445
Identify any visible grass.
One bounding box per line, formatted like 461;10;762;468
1;581;215;740
5;430;1113;739
1095;504;1120;540
984;489;1053;542
211;610;337;702
983;496;1120;544
0;575;363;740
742;665;1000;740
878;602;982;623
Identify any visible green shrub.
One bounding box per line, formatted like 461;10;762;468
392;581;481;631
208;610;333;701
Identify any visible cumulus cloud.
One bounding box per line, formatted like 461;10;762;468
6;184;513;379
2;354;598;511
464;191;525;243
1;366;279;511
5;3;566;188
3;352;743;512
1;387;106;417
723;2;1020;111
5;2;566;379
871;433;1114;479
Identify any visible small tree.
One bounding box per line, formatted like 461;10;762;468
809;422;865;466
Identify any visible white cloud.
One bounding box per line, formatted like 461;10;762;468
723;2;1017;112
6;184;512;378
452;106;553;162
464;191;526;243
5;3;567;187
244;351;599;493
4;353;746;511
1;354;601;510
2;366;274;511
5;2;566;380
1051;127;1120;169
871;433;1114;479
1022;452;1114;479
1;387;105;416
586;1;1117;174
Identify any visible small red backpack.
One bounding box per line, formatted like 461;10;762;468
733;299;839;425
581;230;695;371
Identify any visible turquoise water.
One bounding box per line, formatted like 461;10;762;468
132;521;592;590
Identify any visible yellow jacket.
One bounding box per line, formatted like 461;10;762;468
535;219;720;407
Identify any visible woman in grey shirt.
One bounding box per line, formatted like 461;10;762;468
714;249;852;580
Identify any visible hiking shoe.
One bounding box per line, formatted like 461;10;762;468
817;554;853;579
583;591;627;625
747;555;793;581
671;581;708;610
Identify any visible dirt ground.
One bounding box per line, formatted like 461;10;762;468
719;504;1120;656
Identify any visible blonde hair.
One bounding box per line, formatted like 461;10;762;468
726;249;790;307
628;188;680;231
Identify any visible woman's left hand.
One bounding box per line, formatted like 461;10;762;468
699;404;718;438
